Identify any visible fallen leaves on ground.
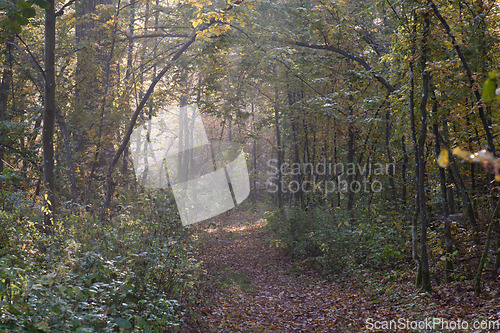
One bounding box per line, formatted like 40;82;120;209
178;211;498;332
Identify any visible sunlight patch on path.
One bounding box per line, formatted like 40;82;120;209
202;218;267;234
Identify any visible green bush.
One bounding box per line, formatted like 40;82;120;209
0;189;197;332
266;203;407;276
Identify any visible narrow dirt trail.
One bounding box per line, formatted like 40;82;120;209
191;211;396;332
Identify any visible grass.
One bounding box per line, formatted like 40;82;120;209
220;271;254;292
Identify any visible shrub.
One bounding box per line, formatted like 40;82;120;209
0;189;197;332
266;203;407;276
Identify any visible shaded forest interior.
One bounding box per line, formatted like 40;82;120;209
0;0;499;331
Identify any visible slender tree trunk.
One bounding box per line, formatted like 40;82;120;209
288;91;303;209
447;158;480;243
0;36;14;179
43;0;57;228
409;13;421;285
322;138;328;206
441;118;480;242
401;136;408;206
475;198;500;294
347;103;355;214
442;120;456;214
56;111;79;204
251;103;257;203
432;94;453;282
465;116;477;194
446;169;456;214
385;109;396;201
333;131;340;208
417;10;431;291
495;224;500;272
303;110;311;207
274;100;283;209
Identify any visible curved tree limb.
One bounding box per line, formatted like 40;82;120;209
100;34;196;220
286;40;396;93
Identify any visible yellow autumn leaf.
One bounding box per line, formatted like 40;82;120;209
452;147;471;161
208;25;218;33
437;149;449;168
192;18;203;28
196;29;209;40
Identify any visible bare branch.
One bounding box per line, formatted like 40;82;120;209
55;0;75;17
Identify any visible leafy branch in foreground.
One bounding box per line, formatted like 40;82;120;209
482;70;500;103
437;147;500;182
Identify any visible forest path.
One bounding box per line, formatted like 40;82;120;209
189;210;395;332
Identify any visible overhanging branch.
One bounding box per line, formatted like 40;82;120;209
286;40;396;93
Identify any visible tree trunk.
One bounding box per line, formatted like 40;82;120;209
43;0;57;228
288;91;304;209
401;136;408;206
0;36;13;179
409;12;421;286
495;224;500;272
465;116;477;194
251;103;257;203
56;111;79;204
446;169;456;214
347;103;355;215
440;117;480;243
385;109;396;201
417;10;431;292
432;94;453;282
274;98;283;209
334;131;340;208
475;198;499;294
447;157;480;243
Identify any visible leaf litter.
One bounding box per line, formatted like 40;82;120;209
177;211;499;333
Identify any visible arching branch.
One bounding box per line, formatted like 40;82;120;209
286;40;396;93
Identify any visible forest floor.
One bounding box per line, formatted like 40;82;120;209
180;210;499;333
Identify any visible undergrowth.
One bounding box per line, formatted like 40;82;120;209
265;202;409;276
0;189;197;332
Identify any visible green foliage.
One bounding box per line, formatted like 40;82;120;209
0;190;197;332
0;168;21;210
482;70;500;103
0;0;48;36
266;204;407;276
